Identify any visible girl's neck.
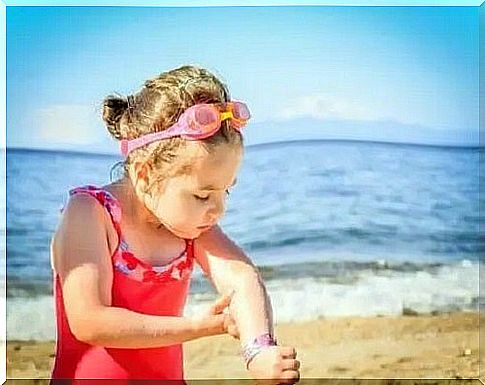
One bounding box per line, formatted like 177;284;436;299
111;176;163;231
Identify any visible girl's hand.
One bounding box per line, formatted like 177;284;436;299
193;292;239;338
247;345;300;385
222;309;240;340
210;291;240;339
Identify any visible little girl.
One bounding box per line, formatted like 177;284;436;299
49;65;300;383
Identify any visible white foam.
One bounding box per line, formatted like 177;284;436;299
7;296;55;341
186;260;480;323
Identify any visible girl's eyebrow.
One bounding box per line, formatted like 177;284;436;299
199;178;238;191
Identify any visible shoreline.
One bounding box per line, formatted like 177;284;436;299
7;311;481;379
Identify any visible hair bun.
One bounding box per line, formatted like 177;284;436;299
103;95;129;140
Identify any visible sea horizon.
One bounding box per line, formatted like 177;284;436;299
4;137;483;158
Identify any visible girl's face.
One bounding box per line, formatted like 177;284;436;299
142;142;243;239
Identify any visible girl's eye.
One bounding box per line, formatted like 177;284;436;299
194;190;231;201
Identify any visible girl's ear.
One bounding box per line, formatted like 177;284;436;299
133;161;153;192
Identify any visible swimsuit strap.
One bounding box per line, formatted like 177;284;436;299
63;185;123;240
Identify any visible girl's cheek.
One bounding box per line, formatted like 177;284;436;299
187;199;201;215
189;199;206;219
172;197;194;217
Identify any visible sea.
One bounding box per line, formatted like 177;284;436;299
5;139;483;341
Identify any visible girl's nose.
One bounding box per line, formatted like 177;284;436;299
207;197;225;222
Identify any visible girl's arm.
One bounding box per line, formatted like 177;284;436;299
194;225;275;345
52;193;225;348
195;227;303;385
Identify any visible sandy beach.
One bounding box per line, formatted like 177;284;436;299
7;312;480;380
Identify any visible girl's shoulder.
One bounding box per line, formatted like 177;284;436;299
51;185;118;273
67;185;121;218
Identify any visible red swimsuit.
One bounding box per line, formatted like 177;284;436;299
50;185;195;382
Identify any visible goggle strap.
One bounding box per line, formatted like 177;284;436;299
219;111;233;122
121;122;183;155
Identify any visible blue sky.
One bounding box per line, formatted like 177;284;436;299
6;4;480;153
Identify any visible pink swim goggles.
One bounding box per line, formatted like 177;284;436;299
120;101;251;156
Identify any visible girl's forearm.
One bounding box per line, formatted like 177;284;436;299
230;269;275;345
73;306;221;348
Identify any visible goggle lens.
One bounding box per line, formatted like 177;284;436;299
190;106;220;137
233;102;251;121
195;107;218;126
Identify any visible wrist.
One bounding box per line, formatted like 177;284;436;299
241;332;278;370
192;316;224;337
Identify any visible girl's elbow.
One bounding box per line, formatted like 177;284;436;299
68;313;104;345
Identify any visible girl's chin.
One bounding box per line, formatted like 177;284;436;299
163;222;205;239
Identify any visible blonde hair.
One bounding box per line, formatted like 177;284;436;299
101;65;244;191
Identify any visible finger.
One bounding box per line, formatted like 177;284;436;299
280;369;300;384
228;324;240;339
224;316;236;327
229;329;240;339
224;316;239;337
282;359;300;371
211;294;232;314
280;346;297;359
